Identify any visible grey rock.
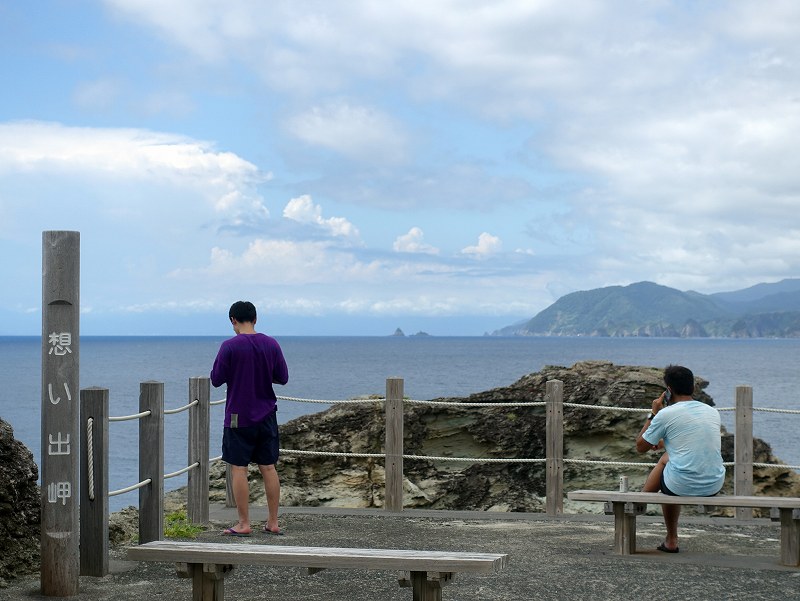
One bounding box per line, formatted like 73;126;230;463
0;417;40;585
216;361;800;514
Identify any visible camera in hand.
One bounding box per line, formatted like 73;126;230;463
663;389;672;406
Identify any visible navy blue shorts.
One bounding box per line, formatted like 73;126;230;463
660;471;720;498
660;472;677;496
222;412;280;467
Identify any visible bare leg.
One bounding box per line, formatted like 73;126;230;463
642;453;680;551
259;463;280;532
662;504;680;550
643;453;669;492
230;464;251;532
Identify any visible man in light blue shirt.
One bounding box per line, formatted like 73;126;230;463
636;365;725;553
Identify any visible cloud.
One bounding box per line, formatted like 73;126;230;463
285;101;408;163
282;195;360;241
197;239;381;285
176;235;551;318
393;227;439;255
462;232;502;257
0;120;271;232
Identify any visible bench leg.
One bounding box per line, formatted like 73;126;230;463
409;571;453;601
779;508;800;567
184;563;234;601
613;502;636;555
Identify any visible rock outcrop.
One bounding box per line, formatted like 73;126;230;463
0;417;40;587
208;361;800;515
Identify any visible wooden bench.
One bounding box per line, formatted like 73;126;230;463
567;490;800;566
127;540;508;601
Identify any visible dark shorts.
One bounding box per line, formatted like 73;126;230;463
660;471;720;497
222;412;280;467
660;472;677;496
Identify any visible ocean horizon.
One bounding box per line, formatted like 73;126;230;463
2;335;799;512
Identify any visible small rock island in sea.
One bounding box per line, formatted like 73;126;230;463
391;328;430;337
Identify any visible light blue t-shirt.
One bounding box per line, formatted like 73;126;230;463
643;400;725;496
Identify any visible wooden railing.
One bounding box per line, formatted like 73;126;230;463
79;376;800;576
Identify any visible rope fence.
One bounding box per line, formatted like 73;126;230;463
79;377;800;578
273;393;799;470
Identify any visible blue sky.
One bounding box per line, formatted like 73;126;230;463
1;1;799;336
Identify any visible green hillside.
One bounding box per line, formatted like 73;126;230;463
494;280;800;338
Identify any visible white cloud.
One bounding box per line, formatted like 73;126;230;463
285;101;407;163
282;195;360;241
393;227;439;255
99;1;609;115
462;232;502;257
198;239;380;285
0;120;271;229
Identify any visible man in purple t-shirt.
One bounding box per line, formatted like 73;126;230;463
211;301;288;536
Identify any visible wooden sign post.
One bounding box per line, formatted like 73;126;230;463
41;231;80;596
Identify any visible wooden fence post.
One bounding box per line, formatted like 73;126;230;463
734;385;754;520
546;379;564;516
139;381;164;543
384;377;404;512
41;230;80;596
80;387;109;577
188;377;210;524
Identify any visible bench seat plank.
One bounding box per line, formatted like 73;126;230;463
568;490;800;508
129;541;508;601
128;540;508;574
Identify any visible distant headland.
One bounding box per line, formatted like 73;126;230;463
493;279;800;338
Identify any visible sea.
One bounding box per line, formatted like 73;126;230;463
1;335;798;512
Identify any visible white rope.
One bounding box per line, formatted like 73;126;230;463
754;462;800;470
109;410;151;422
238;394;800;417
164;399;199;415
210;455;223;463
281;449;545;462
565;459;738;469
564;458;658;468
278;395;386;405
281;449;385;459
404;454;545;463
164;462;199;479
753;407;800;415
406;399;547;408
86;418;95;501
281;449;799;470
563;403;648;413
109;478;152;497
211;398;225;406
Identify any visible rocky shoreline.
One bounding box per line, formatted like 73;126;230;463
3;360;800;586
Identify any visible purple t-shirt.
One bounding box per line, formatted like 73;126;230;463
210;333;289;428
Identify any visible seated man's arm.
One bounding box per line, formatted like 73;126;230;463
636;396;665;453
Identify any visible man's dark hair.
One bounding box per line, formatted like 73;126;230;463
229;301;257;324
664;364;694;396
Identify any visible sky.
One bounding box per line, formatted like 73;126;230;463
1;1;799;336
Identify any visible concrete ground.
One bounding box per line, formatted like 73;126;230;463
5;504;800;601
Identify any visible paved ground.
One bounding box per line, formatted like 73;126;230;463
5;504;800;600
